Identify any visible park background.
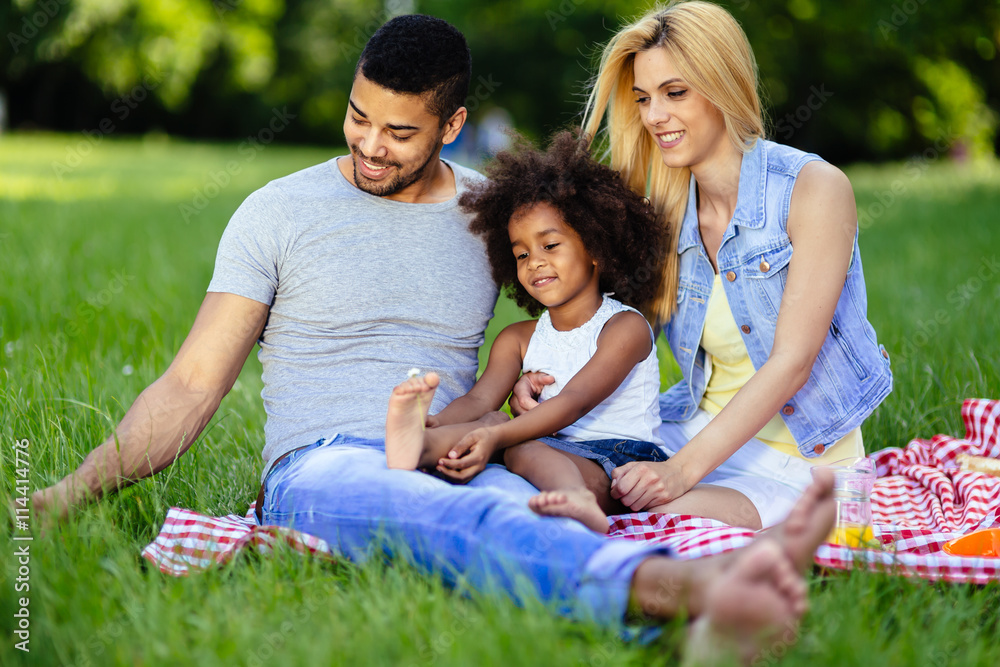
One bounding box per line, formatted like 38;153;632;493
1;0;999;161
2;1;1000;665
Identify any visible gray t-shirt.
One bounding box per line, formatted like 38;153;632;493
207;158;498;480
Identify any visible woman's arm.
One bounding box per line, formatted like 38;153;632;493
612;162;859;510
429;321;535;427
438;311;653;480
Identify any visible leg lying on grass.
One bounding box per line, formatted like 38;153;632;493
269;435;835;666
385;371;508;470
629;469;836;665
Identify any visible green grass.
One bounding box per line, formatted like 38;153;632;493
1;133;999;666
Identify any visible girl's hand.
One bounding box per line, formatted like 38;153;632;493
610;459;690;511
435;427;500;482
508;372;555;416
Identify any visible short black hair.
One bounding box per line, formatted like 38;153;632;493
460;131;667;318
358;14;471;122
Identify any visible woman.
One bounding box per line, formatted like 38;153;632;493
514;0;891;529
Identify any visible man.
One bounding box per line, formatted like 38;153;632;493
34;14;835;660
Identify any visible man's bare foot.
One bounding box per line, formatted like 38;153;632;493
684;540;807;666
629;473;836;621
528;488;609;534
385;372;439;469
766;468;837;572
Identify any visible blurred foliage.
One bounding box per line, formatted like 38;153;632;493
1;0;998;162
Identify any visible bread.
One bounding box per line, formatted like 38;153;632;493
956;454;1000;477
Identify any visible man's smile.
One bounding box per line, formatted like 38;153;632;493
356;153;397;180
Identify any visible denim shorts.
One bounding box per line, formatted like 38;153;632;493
536;437;668;478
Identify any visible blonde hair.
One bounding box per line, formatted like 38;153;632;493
582;0;765;324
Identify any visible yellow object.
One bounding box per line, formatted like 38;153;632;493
827;524;879;549
698;274;865;463
956;454;1000;477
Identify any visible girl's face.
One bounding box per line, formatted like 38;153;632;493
508;202;600;313
632;47;731;170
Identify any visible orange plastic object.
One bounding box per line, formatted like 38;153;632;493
942;529;1000;558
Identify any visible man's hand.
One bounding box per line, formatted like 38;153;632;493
434;427;500;482
27;468;110;534
508;372;554;417
610;459;690;511
31;476;88;526
32;292;267;524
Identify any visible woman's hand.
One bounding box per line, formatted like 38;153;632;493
434;427;501;483
610;459;691;511
508;372;555;416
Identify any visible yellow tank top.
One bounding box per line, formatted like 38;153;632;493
699;274;864;464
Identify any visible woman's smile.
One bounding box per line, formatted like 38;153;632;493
654;129;685;148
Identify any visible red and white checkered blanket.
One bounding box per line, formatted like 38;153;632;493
142;399;1000;583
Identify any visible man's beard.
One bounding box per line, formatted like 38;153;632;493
350;144;439;198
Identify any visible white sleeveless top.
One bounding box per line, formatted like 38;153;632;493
521;295;664;445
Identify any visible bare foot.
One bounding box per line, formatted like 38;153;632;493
528;488;609;534
684;540;807;666
385;372;439;469
629;473;835;622
766;468;837;572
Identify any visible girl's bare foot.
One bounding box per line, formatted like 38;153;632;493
528;489;609;534
385;372;439;469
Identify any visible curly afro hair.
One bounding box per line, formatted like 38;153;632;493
358;15;471;123
460;130;667;318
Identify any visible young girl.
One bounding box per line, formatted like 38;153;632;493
383;130;667;533
508;0;892;530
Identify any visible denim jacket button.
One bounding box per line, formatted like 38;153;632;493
882;348;890;359
781;404;794;416
726;270;737;282
760;260;770;272
741;324;751;334
813;443;826;455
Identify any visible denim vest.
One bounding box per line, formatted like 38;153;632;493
658;139;892;458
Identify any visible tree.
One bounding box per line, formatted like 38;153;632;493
2;0;997;161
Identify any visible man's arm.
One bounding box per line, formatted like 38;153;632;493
32;292;269;521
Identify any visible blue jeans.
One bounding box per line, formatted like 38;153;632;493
259;434;672;625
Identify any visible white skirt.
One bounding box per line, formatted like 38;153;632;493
658;409;818;528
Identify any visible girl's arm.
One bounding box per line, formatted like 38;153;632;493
429;320;535;427
612;161;859;511
437;311;653;481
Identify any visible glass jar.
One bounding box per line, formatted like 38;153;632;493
812;457;877;548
